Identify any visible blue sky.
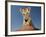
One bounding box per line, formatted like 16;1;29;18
11;5;41;31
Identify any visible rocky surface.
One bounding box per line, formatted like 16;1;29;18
17;24;35;31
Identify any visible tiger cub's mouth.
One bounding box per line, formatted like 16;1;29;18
25;19;28;22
